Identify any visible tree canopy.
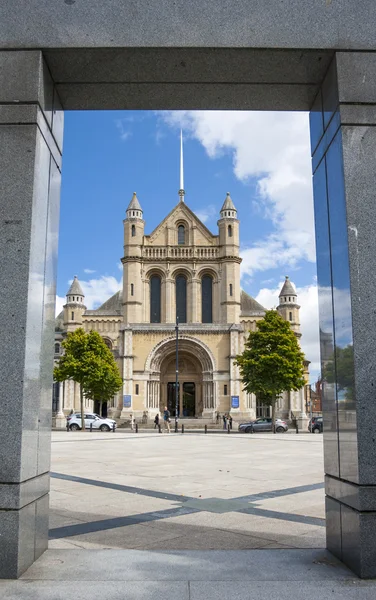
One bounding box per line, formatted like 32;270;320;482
235;310;306;431
54;329;123;429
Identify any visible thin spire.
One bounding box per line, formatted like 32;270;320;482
178;129;185;202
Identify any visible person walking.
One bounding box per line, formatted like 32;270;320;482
130;413;134;431
154;413;160;429
216;411;220;424
163;406;171;433
229;415;233;430
223;414;227;430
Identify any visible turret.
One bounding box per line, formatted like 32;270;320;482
217;193;241;323
63;276;86;331
277;276;301;337
122;193;144;324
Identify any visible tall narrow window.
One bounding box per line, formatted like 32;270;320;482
55;343;60;354
131;224;136;237
135;384;139;395
150;275;161;323
201;275;213;323
229;283;233;297
228;224;232;237
178;224;185;245
176;275;187;323
71;311;74;320
289;311;293;321
224;384;228;395
131;283;134;296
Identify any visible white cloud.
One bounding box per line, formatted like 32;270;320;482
162;111;314;277
194;204;216;224
57;274;122;316
255;280;321;382
115;119;132;141
84;268;96;274
55;295;65;316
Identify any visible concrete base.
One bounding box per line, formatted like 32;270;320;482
1;549;376;598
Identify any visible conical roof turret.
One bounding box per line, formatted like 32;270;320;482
221;192;236;212
279;276;297;298
66;276;84;297
126;192;143;219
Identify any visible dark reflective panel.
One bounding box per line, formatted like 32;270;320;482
326;129;358;483
150;275;161;323
313;158;339;478
309;89;324;155
322;58;339;129
201;275;213;323
176;275;187;323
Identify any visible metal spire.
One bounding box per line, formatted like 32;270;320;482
178;130;185;202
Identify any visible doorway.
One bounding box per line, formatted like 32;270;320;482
166;382;196;417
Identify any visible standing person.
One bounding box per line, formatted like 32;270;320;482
223;414;227;430
163;406;171;433
229;415;233;430
216;411;220;424
154;413;159;429
130;413;134;431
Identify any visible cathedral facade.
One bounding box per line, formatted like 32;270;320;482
54;191;309;427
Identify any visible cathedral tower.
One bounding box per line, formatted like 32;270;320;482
218;193;241;323
277;276;301;338
63;276;86;331
122;192;144;323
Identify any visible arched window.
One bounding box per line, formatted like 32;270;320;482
289;312;293;321
228;225;232;237
104;338;112;350
54;343;60;354
201;275;213;323
131;224;136;237
178;224;185;245
176;275;187;323
150;275;161;323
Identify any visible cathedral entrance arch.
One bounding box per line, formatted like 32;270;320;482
146;337;216;417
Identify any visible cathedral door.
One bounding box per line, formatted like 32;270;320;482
167;382;179;417
182;382;195;417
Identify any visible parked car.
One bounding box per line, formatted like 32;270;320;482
308;416;323;433
238;417;288;433
67;412;116;431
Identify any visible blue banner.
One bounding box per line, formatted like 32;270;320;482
123;395;132;408
231;395;239;409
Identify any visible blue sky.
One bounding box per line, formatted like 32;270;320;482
58;110;320;379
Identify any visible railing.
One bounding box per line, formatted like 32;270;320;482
143;246;219;259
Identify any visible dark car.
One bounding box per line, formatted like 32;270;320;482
308;416;323;433
238;417;288;433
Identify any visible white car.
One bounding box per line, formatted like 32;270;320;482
67;412;116;432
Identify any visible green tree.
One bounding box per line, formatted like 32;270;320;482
235;310;306;433
323;344;354;404
54;329;122;430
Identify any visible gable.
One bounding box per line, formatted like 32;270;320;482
145;201;217;247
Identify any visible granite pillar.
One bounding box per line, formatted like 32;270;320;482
0;51;63;578
311;52;376;578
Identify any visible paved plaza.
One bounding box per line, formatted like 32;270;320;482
49;430;325;550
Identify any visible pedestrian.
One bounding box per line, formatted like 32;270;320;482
229;415;233;430
154;413;160;429
163;406;171;433
216;411;220;424
223;414;227;430
130;413;134;431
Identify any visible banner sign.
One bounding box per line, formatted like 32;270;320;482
123;395;132;408
231;395;240;409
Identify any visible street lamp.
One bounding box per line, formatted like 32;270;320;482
175;316;179;430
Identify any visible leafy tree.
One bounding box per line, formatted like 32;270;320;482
323;344;354;404
235;310;306;433
54;329;122;430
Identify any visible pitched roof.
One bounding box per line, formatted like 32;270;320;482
67;276;84;296
240;290;266;315
221;192;236;212
127;192;142;211
279;276;297;297
147;199;217;243
85;290;122;316
55;310;64;331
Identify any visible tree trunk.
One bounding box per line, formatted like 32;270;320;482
80;385;85;432
99;400;103;417
271;394;276;434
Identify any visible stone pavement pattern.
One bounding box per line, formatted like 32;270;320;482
49;431;325;550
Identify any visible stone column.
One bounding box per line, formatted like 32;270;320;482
55;382;66;429
311;52;376;578
0;51;63;578
165;277;174;323
191;278;199;322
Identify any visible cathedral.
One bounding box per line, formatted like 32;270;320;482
53;155;309;428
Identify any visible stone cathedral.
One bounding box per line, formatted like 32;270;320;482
54;190;309;427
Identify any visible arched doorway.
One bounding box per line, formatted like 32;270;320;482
146;336;216;418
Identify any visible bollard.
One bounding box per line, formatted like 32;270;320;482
227;424;230;434
175;422;178;433
113;423;116;433
296;421;299;434
66;423;69;432
205;424;207;434
182;424;184;434
158;424;161;434
135;423;138;433
90;422;93;432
